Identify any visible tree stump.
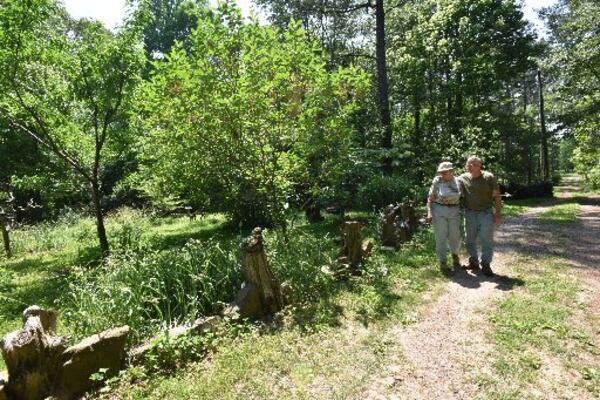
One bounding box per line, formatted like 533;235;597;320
0;306;67;400
342;221;363;270
235;228;283;318
380;204;401;248
401;202;418;233
398;220;411;242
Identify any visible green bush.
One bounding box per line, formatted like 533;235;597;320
265;227;338;305
356;174;415;210
586;163;600;190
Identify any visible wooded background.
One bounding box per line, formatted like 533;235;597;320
0;0;598;255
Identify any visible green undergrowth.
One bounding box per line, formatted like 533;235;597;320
479;256;599;398
1;207;441;380
97;229;441;399
0;208;230;370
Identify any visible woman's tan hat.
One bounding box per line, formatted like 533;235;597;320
437;161;454;172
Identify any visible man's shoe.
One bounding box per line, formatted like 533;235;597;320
452;254;461;269
481;262;494;277
463;259;479;271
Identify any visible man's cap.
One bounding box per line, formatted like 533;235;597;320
437;161;454;172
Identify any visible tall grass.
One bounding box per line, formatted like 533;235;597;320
59;221;350;343
60;239;242;343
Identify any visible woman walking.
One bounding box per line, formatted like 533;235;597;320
426;162;462;274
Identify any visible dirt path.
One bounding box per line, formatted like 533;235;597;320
363;176;600;400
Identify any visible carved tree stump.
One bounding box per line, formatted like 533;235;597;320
0;306;67;400
401;202;418;233
380;204;401;248
236;228;283;318
398;221;411;242
342;221;363;270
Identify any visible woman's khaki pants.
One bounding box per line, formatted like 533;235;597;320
432;203;461;264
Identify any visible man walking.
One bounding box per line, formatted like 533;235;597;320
459;156;502;276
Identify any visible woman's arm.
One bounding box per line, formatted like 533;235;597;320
426;193;435;223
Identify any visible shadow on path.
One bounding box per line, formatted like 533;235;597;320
450;269;525;291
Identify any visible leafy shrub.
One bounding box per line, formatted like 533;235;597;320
143;332;213;373
356;174;415;210
585;163;600;190
265;227;338;305
133;6;371;229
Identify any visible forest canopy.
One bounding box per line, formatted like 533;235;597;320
1;0;598;252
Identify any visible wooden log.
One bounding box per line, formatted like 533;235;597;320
342;221;363;271
237;228;283;317
0;306;67;400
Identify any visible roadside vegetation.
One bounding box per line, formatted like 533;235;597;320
0;207;442;374
480;255;599;398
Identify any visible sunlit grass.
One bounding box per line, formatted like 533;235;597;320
539;203;579;224
479;256;599;397
502;198;546;218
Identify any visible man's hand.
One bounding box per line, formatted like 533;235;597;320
493;212;501;225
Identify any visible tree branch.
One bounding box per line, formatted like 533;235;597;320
0;108;92;182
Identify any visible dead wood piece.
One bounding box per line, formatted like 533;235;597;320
226;282;263;319
398;220;412;242
56;326;129;399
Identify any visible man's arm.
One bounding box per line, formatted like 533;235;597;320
493;189;502;224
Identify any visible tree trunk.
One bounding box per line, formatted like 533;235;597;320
304;197;324;223
413;95;421;149
91;180;109;258
375;0;393;174
238;228;283;317
523;80;533;184
1;306;67;400
0;213;10;258
537;69;550;181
